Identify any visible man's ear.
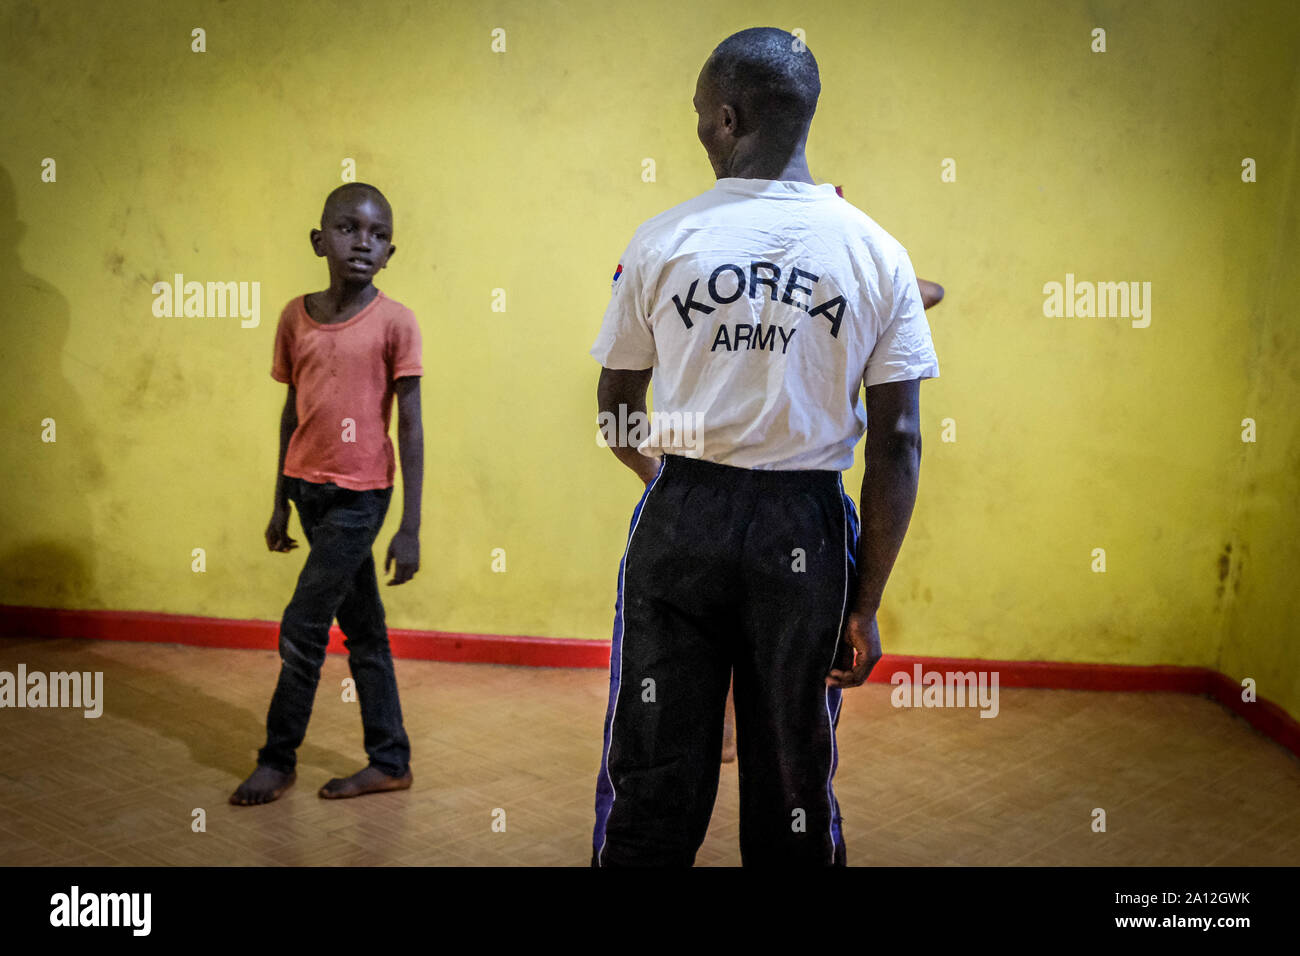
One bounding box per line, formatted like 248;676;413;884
381;244;396;270
309;227;325;257
721;102;738;137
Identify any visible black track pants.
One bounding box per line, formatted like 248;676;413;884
593;453;859;866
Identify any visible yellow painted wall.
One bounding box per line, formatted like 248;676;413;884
1;1;1296;717
1217;84;1300;724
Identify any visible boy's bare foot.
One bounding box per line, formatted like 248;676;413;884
230;766;296;806
318;766;413;799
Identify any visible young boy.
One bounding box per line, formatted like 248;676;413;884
231;182;424;806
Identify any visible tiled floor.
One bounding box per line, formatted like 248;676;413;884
1;635;1297;866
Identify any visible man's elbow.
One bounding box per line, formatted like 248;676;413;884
871;425;922;460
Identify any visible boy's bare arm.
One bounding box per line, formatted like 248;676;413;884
386;376;422;585
266;386;299;553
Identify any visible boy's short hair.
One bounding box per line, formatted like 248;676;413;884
321;182;392;228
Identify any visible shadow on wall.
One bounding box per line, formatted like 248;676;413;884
0;162;104;609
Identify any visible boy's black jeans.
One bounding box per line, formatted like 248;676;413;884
257;477;411;778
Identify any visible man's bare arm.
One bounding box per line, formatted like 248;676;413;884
827;378;923;688
854;378;923;614
597;367;660;485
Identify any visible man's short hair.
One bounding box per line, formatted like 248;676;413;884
705;27;821;145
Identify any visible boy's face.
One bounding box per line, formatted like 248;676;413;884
310;195;395;283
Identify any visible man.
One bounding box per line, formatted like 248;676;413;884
590;27;940;866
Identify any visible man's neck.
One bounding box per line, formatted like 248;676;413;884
721;143;815;184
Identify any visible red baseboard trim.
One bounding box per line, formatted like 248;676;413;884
870;654;1300;758
1;604;1296;758
0;605;610;669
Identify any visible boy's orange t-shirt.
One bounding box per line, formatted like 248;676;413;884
271;291;422;491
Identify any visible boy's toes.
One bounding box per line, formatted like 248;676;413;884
318;766;413;799
230;767;295;806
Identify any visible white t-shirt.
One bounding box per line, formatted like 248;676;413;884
590;177;940;471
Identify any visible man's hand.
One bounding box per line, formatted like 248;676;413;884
825;610;883;688
385;528;419;585
265;503;298;553
637;454;664;486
